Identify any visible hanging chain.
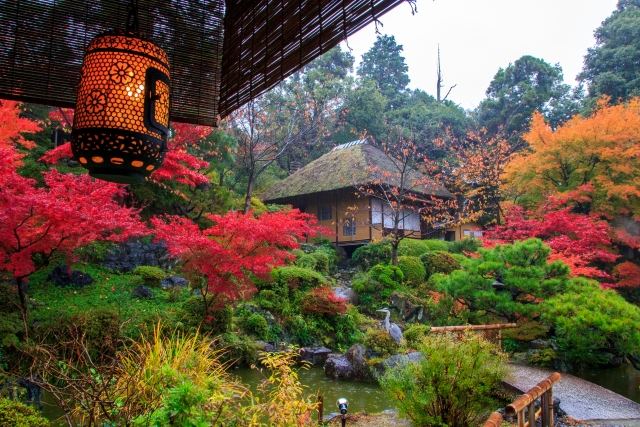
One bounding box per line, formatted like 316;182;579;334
125;0;140;34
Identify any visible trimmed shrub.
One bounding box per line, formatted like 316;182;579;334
294;253;317;270
449;237;481;254
397;256;426;286
352;264;403;310
133;265;167;286
542;277;640;367
397;239;452;257
380;333;507;427
352;241;392;269
241;312;270;340
363;328;399;357
403;324;430;348
397;239;431;257
420;250;460;278
270;266;327;290
0;398;49;427
310;250;332;274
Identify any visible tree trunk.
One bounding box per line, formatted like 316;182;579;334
16;277;29;339
243;174;255;214
390;240;399;265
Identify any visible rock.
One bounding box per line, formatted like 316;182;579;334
132;285;153;299
103;239;174;272
324;353;354;380
160;275;189;289
255;340;277;353
390;292;424;323
49;265;94;288
346;344;371;379
300;346;333;366
529;339;552;350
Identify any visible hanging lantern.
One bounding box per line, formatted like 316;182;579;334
72;3;170;184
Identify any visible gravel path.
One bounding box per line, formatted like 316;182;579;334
506;364;640;422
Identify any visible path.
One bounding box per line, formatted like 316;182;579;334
506;364;640;422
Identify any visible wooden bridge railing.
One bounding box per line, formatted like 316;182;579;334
429;323;517;347
482;372;561;427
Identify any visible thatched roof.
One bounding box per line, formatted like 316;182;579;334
262;140;453;202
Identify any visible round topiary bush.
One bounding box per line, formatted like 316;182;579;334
352;241;392;269
420;251;461;278
352;264;403;311
133;265;167;287
397;256;426;286
270;266;327;290
363;328;400;357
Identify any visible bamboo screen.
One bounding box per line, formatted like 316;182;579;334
0;0;406;125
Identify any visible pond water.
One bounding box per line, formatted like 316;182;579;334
232;366;391;414
571;364;640;403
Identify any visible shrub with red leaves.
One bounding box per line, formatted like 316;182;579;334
302;286;347;316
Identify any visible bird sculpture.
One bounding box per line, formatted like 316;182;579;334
376;308;403;344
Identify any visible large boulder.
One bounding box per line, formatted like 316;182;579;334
300;347;332;366
346;344;370;379
103;239;174;272
160;275;189;290
49;265;94;288
324;354;354;380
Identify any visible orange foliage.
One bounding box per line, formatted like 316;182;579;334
503;98;640;219
0;100;41;150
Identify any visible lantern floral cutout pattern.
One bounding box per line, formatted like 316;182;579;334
72;33;171;183
85;90;107;113
109;62;135;85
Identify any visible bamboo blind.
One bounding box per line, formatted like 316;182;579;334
0;0;407;125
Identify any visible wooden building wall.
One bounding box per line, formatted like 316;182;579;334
273;190;480;245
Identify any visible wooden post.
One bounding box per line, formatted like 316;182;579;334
317;394;324;425
517;411;525;427
527;401;536;427
547;388;554;427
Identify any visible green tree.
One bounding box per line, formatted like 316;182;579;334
340;79;388;141
579;0;640;103
477;55;575;149
386;89;470;159
358;35;410;108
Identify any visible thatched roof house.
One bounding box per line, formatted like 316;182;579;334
262;140;479;246
263;140;452;202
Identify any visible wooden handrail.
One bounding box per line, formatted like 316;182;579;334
483;411;504;427
430;323;517;332
507;372;561;413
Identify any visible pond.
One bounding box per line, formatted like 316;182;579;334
571;364;640;403
232;366;391;414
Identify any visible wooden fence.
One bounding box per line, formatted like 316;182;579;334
483;372;561;427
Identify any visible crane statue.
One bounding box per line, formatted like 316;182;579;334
376;308;403;344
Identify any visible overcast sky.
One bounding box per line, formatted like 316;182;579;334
341;0;618;110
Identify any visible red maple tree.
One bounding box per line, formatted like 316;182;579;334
1;102;148;326
484;206;618;280
151;209;319;307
